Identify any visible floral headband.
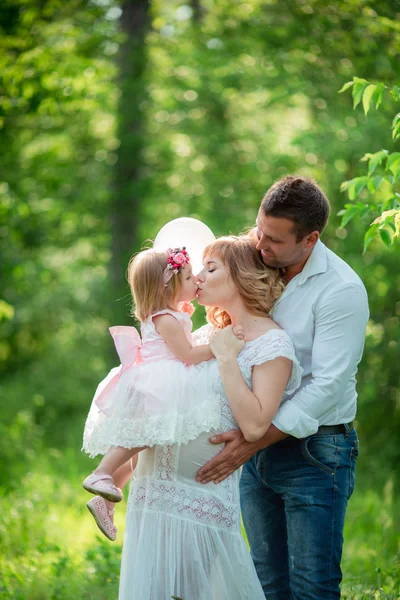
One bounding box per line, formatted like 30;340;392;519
164;247;191;284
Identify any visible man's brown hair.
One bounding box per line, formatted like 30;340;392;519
261;175;330;241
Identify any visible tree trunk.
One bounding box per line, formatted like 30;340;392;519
110;0;151;323
191;0;203;23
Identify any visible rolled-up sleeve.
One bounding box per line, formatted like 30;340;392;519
272;283;369;438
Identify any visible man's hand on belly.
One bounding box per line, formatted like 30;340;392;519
196;425;289;484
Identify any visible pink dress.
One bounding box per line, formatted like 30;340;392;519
82;309;219;458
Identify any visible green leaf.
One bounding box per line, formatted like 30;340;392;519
348;176;368;200
390;85;400;102
338;204;362;228
379;228;392;247
386;152;400;178
365;149;389;176
363;222;380;253
0;299;15;322
362;84;376;115
340;180;351;192
367;175;384;192
352;78;368;109
373;82;385;109
382;196;397;211
392;114;400;140
338;81;354;94
395;213;400;237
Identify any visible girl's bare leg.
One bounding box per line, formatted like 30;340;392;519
113;457;137;490
94;446;143;478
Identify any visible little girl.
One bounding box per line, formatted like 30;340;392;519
82;246;229;540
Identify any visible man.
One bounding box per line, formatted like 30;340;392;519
196;175;369;599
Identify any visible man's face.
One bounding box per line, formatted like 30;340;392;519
255;210;312;269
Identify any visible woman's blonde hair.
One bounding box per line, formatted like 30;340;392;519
127;249;185;322
203;235;285;328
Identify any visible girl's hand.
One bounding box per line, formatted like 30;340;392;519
210;325;245;361
232;325;245;341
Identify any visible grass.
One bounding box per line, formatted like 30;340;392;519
0;403;400;600
0;443;399;599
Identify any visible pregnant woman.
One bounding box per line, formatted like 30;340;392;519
115;235;302;600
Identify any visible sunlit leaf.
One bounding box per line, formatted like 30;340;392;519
395;212;400;237
362;84;376;115
363;222;380;253
352;77;368;109
340;180;351;192
373;82;385;109
0;300;15;322
339;204;363;227
390;85;400;102
386;152;400;178
365;149;389;176
338;80;354;94
392;113;400;140
367;175;384;192
348;176;368;200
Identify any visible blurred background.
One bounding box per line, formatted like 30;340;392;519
0;1;399;598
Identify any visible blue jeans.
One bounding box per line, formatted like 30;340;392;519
240;427;359;600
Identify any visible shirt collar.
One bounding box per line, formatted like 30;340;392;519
296;239;327;285
271;240;328;313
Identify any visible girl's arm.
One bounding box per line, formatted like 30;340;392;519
210;326;292;442
154;314;214;364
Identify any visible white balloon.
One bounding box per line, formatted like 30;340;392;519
153;217;215;274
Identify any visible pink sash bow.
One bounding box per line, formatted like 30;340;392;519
94;326;142;415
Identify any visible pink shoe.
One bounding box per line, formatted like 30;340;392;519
82;472;123;503
87;496;117;541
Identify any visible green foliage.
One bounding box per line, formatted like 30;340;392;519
1;0;399;596
0;457;398;598
338;78;400;251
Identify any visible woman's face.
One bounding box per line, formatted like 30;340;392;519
196;255;237;308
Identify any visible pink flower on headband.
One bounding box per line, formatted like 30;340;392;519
163;247;191;284
173;252;186;265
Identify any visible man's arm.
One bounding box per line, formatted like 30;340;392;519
197;282;369;483
196;424;288;484
272;283;369;437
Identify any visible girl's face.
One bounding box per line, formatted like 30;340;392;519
176;263;199;302
196;255;237;309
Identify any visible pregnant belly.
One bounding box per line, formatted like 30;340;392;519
134;432;226;482
176;431;224;481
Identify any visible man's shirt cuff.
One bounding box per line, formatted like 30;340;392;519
272;402;319;439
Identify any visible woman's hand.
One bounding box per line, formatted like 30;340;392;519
210;325;245;361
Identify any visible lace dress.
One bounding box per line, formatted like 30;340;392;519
118;325;302;600
82;310;220;457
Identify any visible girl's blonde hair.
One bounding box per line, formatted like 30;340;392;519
203;235;285;328
127;249;185;322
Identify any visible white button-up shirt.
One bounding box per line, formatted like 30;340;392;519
270;239;369;439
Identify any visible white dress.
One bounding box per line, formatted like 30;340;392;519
118;325;302;600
